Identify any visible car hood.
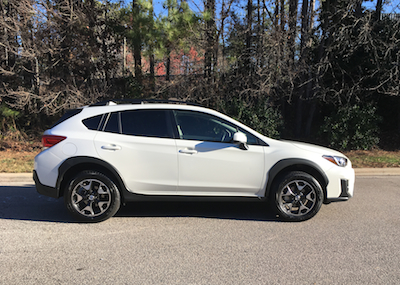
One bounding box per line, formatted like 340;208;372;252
281;140;347;157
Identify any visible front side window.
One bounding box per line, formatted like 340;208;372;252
238;128;260;145
120;109;172;138
173;110;235;142
173;110;261;145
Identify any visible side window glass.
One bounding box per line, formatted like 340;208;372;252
239;129;259;145
174;111;237;143
104;112;120;134
120;110;172;138
82;114;103;130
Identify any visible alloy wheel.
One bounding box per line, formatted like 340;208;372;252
278;179;317;217
71;178;112;218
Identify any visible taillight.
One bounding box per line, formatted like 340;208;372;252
42;135;67;148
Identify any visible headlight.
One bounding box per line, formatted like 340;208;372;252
323;155;348;167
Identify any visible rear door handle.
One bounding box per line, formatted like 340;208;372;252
101;144;121;151
179;149;198;155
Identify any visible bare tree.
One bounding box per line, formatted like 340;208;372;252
1;0;123;122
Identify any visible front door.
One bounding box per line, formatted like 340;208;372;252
173;110;265;197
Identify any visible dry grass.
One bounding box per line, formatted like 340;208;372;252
0;139;41;173
0;150;40;173
344;149;400;168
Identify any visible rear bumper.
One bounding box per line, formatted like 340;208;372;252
33;170;60;198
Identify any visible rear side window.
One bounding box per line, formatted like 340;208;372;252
120;110;172;138
51;109;83;128
82;114;104;130
104;112;120;134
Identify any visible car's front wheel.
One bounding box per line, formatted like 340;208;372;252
273;171;323;222
64;171;121;222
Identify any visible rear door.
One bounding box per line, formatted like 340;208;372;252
94;109;178;195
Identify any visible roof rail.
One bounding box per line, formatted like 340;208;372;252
89;99;202;107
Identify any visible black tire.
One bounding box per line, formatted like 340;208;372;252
64;171;121;222
272;171;323;222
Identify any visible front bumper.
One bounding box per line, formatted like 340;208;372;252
325;178;352;203
324;165;355;202
33;170;60;199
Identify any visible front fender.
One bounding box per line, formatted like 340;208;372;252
265;158;329;198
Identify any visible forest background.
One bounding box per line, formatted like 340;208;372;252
1;0;400;153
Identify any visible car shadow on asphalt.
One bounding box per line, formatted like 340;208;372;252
0;185;279;223
0;185;73;223
117;200;278;222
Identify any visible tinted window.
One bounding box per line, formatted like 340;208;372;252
104;112;120;133
82;114;103;130
173;111;236;142
239;129;260;145
174;110;261;145
120;110;172;138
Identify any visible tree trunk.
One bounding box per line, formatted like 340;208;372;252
375;0;383;21
166;48;171;81
102;2;110;87
300;0;309;54
288;0;298;64
166;3;171;82
149;0;155;92
296;0;317;138
245;0;252;70
150;53;155;91
355;0;362;17
204;0;215;78
132;0;142;86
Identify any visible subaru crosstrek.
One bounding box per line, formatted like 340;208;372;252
34;99;355;222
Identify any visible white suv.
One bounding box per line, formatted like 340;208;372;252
34;100;355;222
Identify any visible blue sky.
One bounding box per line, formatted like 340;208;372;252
118;0;400;17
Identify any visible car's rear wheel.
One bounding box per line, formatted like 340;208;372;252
273;171;323;222
64;171;121;222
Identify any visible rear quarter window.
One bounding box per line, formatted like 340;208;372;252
82;114;104;130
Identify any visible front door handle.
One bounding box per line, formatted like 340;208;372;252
101;144;121;151
179;149;198;155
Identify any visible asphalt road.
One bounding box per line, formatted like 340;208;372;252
0;176;399;285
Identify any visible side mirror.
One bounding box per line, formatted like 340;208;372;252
233;132;249;150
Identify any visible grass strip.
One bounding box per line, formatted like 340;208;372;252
0;151;38;173
344;150;400;168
